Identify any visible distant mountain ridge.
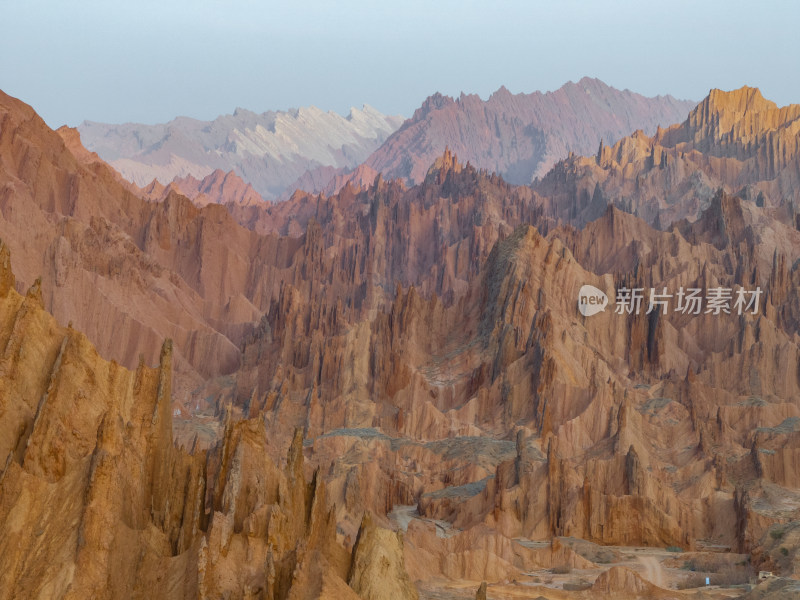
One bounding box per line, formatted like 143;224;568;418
356;77;695;189
533;85;800;229
78;104;404;200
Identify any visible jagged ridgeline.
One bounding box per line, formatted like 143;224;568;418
0;238;419;599
2;82;800;599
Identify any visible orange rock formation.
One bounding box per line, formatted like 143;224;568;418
2;85;800;598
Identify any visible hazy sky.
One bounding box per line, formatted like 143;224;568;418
2;0;798;127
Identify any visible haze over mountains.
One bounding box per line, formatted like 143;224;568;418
78;104;404;200
362;77;695;187
535;85;800;229
3;82;800;600
78;78;695;203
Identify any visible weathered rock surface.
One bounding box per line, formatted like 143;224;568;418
535;86;800;228
0;239;371;598
589;566;668;598
475;581;487;600
0;90;268;399
348;513;419;600
3;84;800;598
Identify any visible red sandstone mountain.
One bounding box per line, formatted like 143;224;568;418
144;169;264;207
534;86;800;229
0;241;412;598
342;78;694;192
2;85;800;599
0;90;283;401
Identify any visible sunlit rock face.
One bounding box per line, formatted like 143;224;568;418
3;84;800;598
